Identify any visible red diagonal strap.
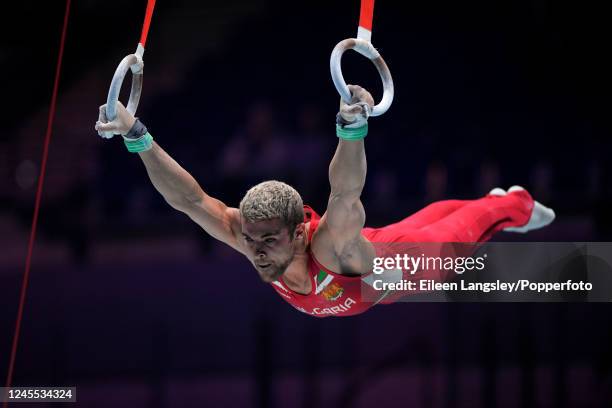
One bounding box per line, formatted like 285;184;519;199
359;0;375;31
3;1;71;404
139;0;157;48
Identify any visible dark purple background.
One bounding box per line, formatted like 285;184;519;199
1;0;611;406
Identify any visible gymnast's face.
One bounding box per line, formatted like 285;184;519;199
241;218;301;283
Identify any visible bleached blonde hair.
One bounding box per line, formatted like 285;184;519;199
239;180;304;233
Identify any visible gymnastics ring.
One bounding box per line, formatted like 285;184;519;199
330;38;394;117
102;44;145;139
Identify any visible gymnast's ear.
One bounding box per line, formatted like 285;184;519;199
292;223;306;240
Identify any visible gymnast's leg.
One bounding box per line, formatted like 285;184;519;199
375;188;511;231
419;186;555;242
384;200;468;229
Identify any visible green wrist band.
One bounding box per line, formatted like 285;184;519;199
123;132;154;153
336;123;368;140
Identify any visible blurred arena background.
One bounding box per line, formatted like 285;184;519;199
1;0;611;406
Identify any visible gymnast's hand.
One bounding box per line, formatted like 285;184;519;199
337;84;375;128
95;101;137;138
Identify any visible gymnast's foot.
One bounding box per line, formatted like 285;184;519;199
488;187;506;196
498;185;556;233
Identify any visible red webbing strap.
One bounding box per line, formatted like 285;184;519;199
359;0;375;32
139;0;157;48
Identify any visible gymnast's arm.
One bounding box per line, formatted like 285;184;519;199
95;102;244;253
320;137;369;244
313;86;375;272
137;144;244;253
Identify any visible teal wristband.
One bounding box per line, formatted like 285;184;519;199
336;123;368;140
123;132;154;153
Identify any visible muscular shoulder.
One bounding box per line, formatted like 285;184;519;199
225;207;242;230
223;207;249;255
310;219;375;275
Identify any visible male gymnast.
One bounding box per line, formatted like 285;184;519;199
95;85;555;317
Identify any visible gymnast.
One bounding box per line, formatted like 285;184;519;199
95;85;554;317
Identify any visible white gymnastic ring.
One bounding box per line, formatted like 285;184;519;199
330;38;394;117
103;46;144;138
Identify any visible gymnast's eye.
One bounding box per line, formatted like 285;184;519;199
265;238;276;244
243;235;254;243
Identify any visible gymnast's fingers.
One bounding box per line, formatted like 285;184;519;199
95;120;120;133
98;105;108;124
348;85;374;107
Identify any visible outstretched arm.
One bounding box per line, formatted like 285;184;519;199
138;143;243;252
325;137;367;245
313;85;376;273
95;102;244;253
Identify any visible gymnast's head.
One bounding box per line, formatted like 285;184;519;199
239;180;305;282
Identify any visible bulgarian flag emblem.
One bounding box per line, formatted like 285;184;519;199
315;270;344;301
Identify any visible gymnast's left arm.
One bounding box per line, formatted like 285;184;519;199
313;85;375;270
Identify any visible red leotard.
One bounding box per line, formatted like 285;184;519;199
269;190;534;317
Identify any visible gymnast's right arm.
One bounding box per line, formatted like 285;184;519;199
95;102;244;253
